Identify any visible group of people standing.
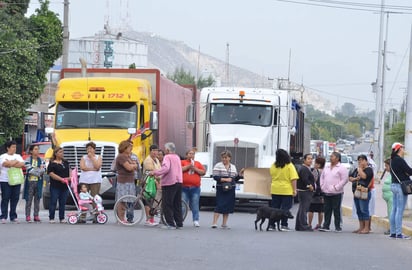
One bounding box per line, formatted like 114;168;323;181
0;140;103;224
270;143;412;239
2;138;411;237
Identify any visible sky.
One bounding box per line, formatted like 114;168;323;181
28;0;412;112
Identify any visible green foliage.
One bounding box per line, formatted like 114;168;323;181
340;102;356;117
129;63;136;69
168;66;215;88
2;0;30;15
385;121;405;157
0;0;62;140
197;75;215;89
168;66;196;85
308;105;374;142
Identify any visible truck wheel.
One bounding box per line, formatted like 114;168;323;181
42;194;50;210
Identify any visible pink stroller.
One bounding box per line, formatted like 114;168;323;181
66;167;108;225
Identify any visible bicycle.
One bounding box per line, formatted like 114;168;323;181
114;173;189;226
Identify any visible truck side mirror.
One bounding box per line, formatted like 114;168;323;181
288;110;297;128
186;104;195;129
150;111;158;130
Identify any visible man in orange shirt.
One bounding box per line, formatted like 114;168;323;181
181;149;205;227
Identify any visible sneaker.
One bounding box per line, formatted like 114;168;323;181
49;219;56;224
145;220;159;227
33;216;41;222
389;234;396;239
281;226;292;232
26;216;32;223
314;224;321;230
193;221;200;227
334;228;342;233
211;223;218;229
160;225;176;230
319;227;330;232
396;234;411;240
10;219;19;224
221;225;230;230
59;219;67;224
0;218;6;224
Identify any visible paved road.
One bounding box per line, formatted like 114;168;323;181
1;200;411;270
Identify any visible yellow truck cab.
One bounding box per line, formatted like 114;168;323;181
48;77;155;176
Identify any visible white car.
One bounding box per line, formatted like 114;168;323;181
325;154;354;173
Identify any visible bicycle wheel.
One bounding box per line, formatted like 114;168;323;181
181;199;188;221
114;195;145;226
160;199;189;225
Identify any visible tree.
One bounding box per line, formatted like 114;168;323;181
167;66;195;85
0;0;62;142
168;66;215;88
197;74;215;89
341;102;356;117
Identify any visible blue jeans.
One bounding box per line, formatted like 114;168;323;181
49;186;69;221
390;183;407;235
0;182;21;220
182;186;200;222
271;195;293;227
354;192;370;220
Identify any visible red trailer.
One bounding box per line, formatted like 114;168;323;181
61;68;195;157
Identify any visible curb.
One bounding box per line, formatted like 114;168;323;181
342;205;412;236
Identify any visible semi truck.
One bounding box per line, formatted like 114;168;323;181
44;68;194;207
195;87;305;204
60;68;195;158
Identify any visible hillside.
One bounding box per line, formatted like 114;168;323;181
124;31;334;113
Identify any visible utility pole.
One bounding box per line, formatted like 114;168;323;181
62;0;70;68
373;0;385;173
378;12;390;173
404;25;412;209
225;43;230;86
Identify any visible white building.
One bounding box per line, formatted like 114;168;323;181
67;33;148;69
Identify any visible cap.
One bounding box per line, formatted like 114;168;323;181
149;144;159;151
392;142;404;152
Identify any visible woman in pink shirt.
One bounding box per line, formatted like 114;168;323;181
151;142;183;229
319;152;348;232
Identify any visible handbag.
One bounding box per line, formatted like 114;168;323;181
354;184;369;200
144;176;157;199
311;194;324;204
8;167;24;186
400;180;412;195
390;164;412;195
221;182;233;192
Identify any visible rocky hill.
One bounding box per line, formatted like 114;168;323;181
124;31;334;113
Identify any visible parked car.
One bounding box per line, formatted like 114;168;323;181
325;154;354;174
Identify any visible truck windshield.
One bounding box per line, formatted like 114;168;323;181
56;102;137;129
210;104;272;126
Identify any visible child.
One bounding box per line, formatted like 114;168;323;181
79;184;94;214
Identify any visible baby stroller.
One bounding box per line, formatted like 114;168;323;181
66;167;108;225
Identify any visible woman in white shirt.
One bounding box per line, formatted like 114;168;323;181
0;140;25;223
79;142;102;197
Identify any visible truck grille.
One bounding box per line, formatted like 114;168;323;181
62;145;116;174
214;145;257;171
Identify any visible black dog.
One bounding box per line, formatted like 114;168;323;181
254;206;294;231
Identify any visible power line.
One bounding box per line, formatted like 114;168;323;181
275;0;412;14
